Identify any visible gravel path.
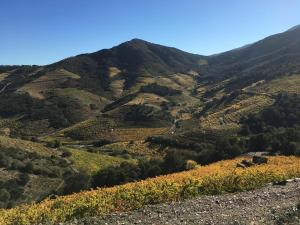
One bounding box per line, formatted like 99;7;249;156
64;180;300;225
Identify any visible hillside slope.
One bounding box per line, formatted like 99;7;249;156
0;26;300;135
203;26;300;91
65;180;300;225
0;156;299;225
0;25;300;220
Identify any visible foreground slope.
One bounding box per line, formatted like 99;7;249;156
0;25;300;223
66;180;300;225
0;156;299;225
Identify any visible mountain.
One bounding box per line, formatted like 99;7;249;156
0;39;208;135
0;26;300;214
288;24;300;31
49;39;205;92
202;26;300;90
0;26;299;135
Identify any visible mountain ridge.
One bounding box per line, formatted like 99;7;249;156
0;24;300;219
0;24;300;131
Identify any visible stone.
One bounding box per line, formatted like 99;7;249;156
236;163;246;169
241;160;254;167
252;156;268;164
272;180;287;186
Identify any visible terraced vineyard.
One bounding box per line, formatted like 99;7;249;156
62;117;169;141
64;147;130;175
0;136;56;157
248;74;300;95
0;156;299;225
17;69;81;99
200;95;275;130
61;117;118;140
98;141;162;158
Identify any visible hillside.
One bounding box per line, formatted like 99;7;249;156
0;156;299;225
0;25;300;224
0;27;300;135
64;180;300;225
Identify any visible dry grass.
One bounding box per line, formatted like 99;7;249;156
0;73;9;81
0;136;55;157
108;67;121;78
17;69;80;99
126;93;168;106
110;79;125;97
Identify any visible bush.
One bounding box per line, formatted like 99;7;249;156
63;172;91;195
144;165;162;178
30;137;39;142
0;152;11;168
124;105;172;124
92;162;141;188
62;151;72;158
0;189;10;202
89;104;98;110
24;162;34;173
93;139;112;147
47;139;61;148
185;160;197;170
162;150;186;173
17;174;30;186
140;83;182;96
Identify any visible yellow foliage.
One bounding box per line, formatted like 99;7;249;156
65;147;130;175
0;156;299;225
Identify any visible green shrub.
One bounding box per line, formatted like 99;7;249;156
0;189;10;202
47;139;61;148
17;174;30;186
185;160;197;170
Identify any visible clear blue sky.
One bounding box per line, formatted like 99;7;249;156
1;0;300;65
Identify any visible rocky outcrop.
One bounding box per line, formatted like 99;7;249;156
237;156;268;168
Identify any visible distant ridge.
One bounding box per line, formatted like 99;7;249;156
288;24;300;31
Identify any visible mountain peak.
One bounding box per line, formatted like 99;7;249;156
288;24;300;31
129;38;147;43
117;38;151;49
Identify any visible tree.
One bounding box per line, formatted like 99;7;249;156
0;189;10;202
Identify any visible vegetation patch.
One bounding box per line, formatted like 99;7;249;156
0;156;299;225
240;94;300;155
65;147;129;175
140;83;182;96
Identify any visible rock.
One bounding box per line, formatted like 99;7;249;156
236;163;246;169
241;160;254;167
286;179;294;183
252;156;268;164
273;180;287;186
0;128;10;136
237;160;254;168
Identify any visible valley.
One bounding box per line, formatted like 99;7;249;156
0;25;300;224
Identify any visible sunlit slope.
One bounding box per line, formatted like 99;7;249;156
17;69;80;99
0;136;55;157
0;156;299;225
64;147;130;175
